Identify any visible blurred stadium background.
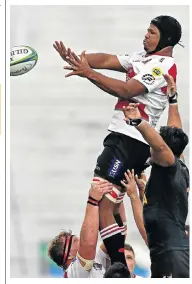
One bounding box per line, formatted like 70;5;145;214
10;5;189;278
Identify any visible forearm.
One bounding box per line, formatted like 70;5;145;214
167;104;182;129
136;120;167;151
79;204;99;258
88;78;119;98
85;53;112;69
87;69;138;99
85;53;123;71
130;196;148;245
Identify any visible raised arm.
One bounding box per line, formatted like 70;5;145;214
53;41;124;71
64;51;147;98
164;74;182;129
164;74;185;161
77;181;112;269
123;103;175;167
121;170;148;245
84;53;124;71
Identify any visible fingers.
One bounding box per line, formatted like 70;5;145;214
135;174;139;184
122;169;134;185
163;73;173;83
100;185;113;195
71;51;81;62
65;71;77;78
124;171;130;183
53;43;59;52
98;181;113;189
60;41;67;53
63;65;76;71
163;74;176;92
120;180;127;187
66;54;79;67
140;172;147;180
80;50;86;60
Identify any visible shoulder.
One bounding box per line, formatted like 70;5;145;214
152;157;177;172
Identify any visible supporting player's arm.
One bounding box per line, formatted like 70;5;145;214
164;74;185;161
123;104;175;167
121;170;148;246
77;181;112;269
53;41;124;71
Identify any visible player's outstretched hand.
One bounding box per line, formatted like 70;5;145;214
163;74;177;98
63;50;92;78
135;172;147;201
89;180;113;202
53;41;72;63
121;169;138;199
122;103;141;122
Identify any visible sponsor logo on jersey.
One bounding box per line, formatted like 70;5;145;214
108;158;122;178
142;58;152;64
152;67;162;77
142;74;155;85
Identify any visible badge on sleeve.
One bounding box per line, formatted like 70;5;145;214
152;67;162;77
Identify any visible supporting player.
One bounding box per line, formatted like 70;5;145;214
48;179;113;278
122;74;189;278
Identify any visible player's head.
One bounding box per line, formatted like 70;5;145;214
103;262;131;278
48;230;79;270
159;126;188;157
144;15;182;54
124;243;136;274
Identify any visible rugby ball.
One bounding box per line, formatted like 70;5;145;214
10;45;38;76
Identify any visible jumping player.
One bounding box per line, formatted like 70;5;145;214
54;15;182;189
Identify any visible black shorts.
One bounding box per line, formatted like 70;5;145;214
151;249;189;278
94;132;150;186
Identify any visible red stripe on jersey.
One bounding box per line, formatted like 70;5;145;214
126;66;136;81
139;103;149;121
161;63;177;95
115;101;149;121
168;64;177;81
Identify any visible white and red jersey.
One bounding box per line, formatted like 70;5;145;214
64;248;108;278
108;51;177;144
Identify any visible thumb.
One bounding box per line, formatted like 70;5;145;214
80;50;86;60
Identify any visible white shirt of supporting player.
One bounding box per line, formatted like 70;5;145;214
108;51;176;144
65;247;144;278
65;248;108;278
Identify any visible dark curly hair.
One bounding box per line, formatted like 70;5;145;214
159;126;188;157
104;262;131;278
